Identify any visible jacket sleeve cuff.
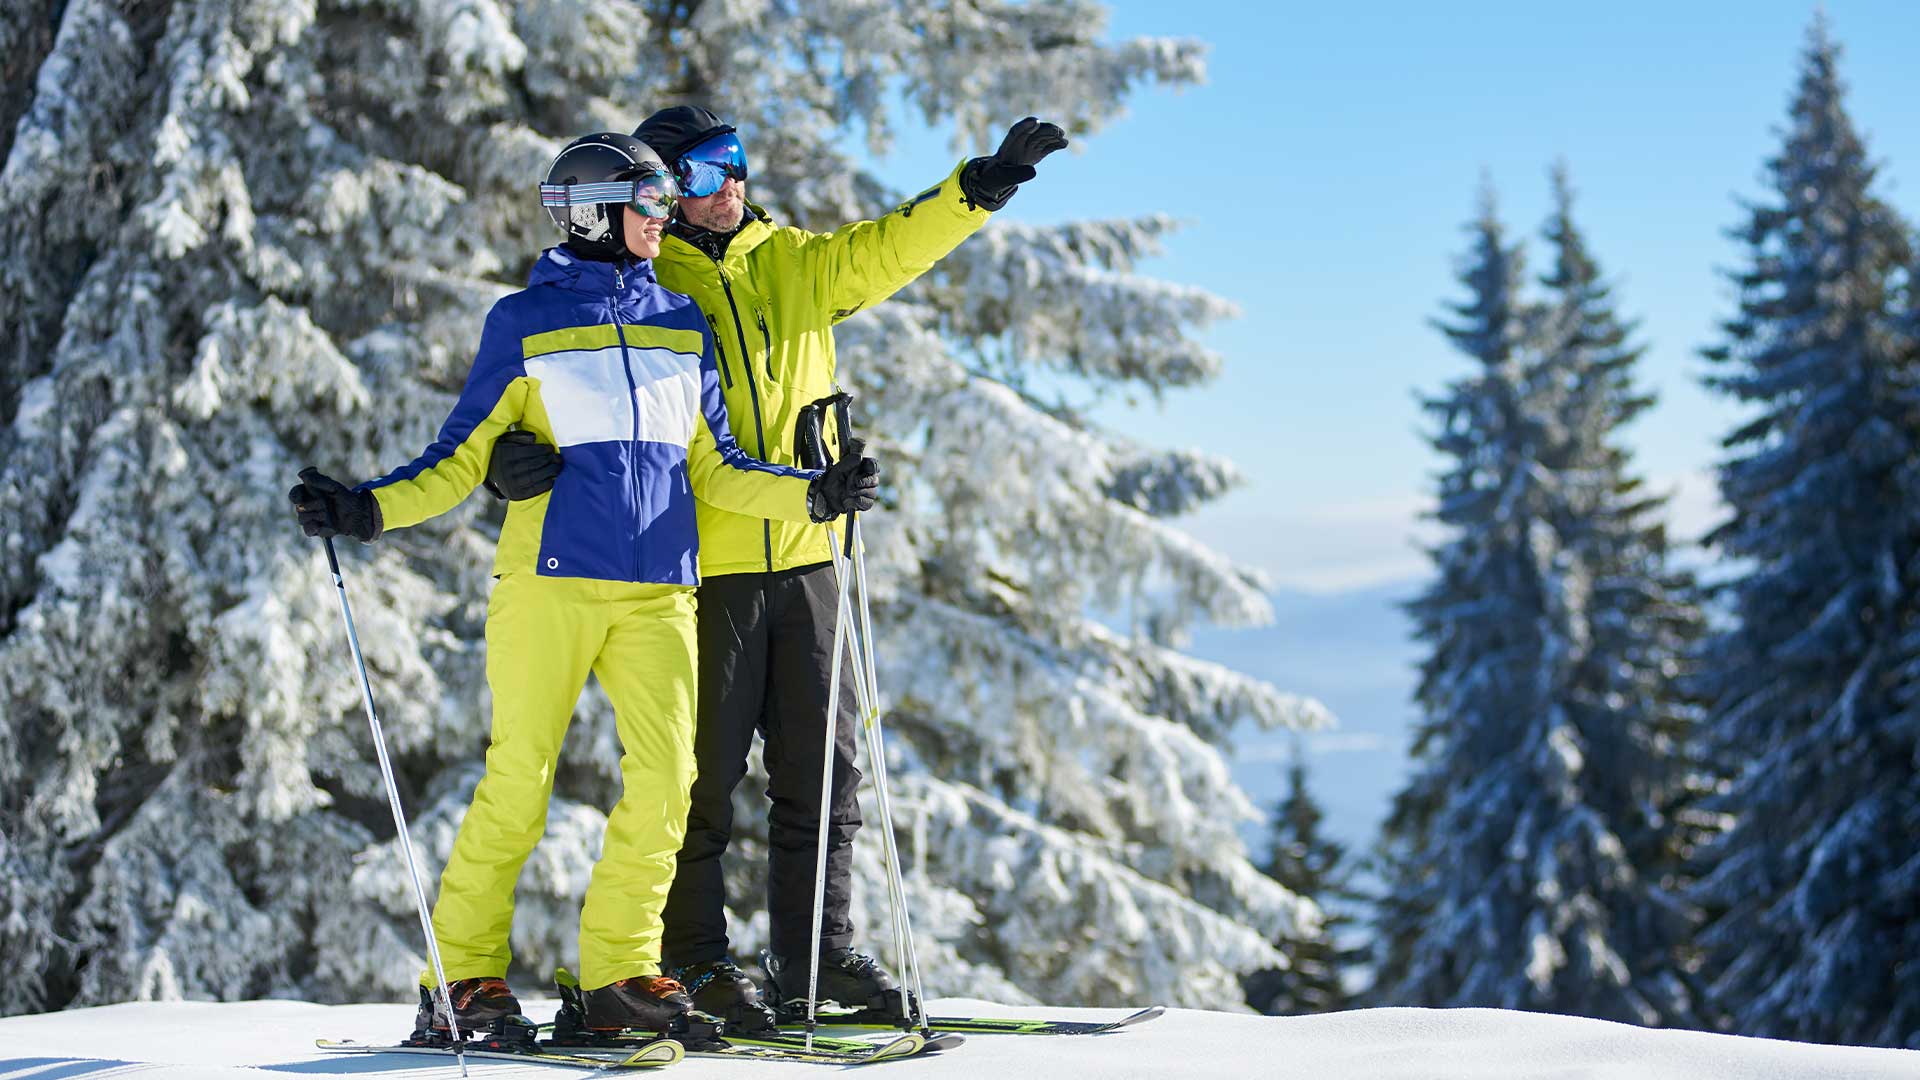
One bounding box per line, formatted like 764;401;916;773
369;486;401;534
959;157;1019;211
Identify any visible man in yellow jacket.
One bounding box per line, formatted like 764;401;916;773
487;108;1066;1031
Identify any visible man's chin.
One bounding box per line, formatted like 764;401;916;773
691;203;743;232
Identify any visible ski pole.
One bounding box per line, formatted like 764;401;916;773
796;396;853;1050
816;534;931;1038
832;537;921;1033
850;593;929;1032
821;393;926;1034
320;536;468;1077
829;397;925;1030
798;393;929;1036
802;531;853;1050
820;538;909;1029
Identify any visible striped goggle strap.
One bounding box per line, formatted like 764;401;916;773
540;180;643;207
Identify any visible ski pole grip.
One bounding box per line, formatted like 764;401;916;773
828;393;858;557
831;393;854;452
796;401;831;470
324;535;341;576
796;392;855;469
797;392;860;556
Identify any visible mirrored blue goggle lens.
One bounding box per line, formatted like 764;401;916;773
675;132;748;197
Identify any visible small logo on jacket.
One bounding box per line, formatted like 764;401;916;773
547;557;559;570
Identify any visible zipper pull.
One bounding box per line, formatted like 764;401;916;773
756;309;774;382
707;314;734;389
615;264;625;292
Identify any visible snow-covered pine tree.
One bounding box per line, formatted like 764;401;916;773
1691;17;1920;1048
1367;182;1528;999
1530;165;1706;1023
1370;176;1699;1025
1242;747;1363;1015
0;0;1324;1014
1371;184;1539;1006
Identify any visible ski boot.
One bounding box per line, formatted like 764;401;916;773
550;967;716;1044
668;957;779;1034
403;977;538;1051
764;947;920;1023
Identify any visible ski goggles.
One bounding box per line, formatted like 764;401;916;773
540;167;680;219
672;129;748;198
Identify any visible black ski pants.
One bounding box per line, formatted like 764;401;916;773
661;562;863;967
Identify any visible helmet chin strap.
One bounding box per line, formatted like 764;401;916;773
608;203;636;259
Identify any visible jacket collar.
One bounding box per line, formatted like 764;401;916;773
659;202;775;270
528;247;657;295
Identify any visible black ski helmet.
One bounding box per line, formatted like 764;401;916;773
633;105;732;166
542;132;671;258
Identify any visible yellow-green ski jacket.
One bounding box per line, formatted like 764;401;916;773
652;159;990;576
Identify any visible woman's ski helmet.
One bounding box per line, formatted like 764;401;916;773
541;132;677;257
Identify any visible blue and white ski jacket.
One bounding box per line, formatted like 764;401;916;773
361;247;819;585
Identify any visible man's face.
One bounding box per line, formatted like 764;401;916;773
677;176;747;233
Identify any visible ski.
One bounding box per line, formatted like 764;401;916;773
779;1004;1165;1037
728;1030;939;1060
541;1022;929;1060
317;1037;683;1069
699;1032;924;1065
774;1029;963;1053
546;1029;927;1065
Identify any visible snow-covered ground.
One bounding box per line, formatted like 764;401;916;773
3;998;1917;1079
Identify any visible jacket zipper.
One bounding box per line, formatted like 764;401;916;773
612;263;643;582
706;313;734;389
756;307;775;383
716;267;776;573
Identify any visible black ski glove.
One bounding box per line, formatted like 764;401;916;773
485;430;563;500
289;467;383;542
960;116;1069;211
807;438;880;522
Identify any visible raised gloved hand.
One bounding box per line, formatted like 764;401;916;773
960;116;1068;211
485;430;563;500
807;438;880;522
288;467;383;542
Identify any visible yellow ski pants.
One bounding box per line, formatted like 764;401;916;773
422;573;699;991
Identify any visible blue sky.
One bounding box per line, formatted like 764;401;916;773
865;0;1920;592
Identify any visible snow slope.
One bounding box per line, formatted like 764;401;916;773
4;998;1918;1079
